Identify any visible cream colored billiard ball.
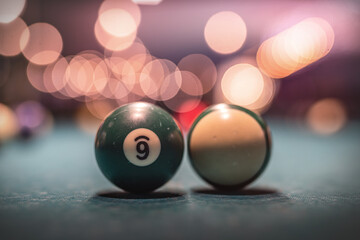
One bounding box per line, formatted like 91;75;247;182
187;104;271;189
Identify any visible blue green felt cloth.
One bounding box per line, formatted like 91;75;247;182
0;120;359;239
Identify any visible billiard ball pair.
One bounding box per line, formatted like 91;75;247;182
95;102;271;193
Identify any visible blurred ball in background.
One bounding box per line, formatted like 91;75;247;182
15;101;53;139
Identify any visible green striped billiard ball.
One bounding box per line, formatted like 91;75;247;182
95;102;184;193
188;104;271;190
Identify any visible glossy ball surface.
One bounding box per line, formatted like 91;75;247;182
188;104;271;190
95;102;184;193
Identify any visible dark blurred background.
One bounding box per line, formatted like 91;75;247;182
1;0;360;139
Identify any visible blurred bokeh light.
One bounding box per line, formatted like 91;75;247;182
221;63;265;107
0;17;28;56
0;0;26;24
0;103;18;142
95;0;140;52
257;17;334;79
306;98;347;135
177;54;217;94
99;9;137;38
94;18;136;51
175;100;208;131
133;0;162;5
204;11;247;55
20;22;63;65
0;0;359;140
75;105;102;135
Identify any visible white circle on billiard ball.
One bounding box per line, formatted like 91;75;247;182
123;128;161;167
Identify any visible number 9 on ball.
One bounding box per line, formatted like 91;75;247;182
94;102;184;193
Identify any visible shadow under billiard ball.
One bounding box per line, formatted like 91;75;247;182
95;189;186;200
191;186;279;196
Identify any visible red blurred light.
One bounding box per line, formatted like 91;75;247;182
175;101;208;132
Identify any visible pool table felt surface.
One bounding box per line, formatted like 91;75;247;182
0;120;360;240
